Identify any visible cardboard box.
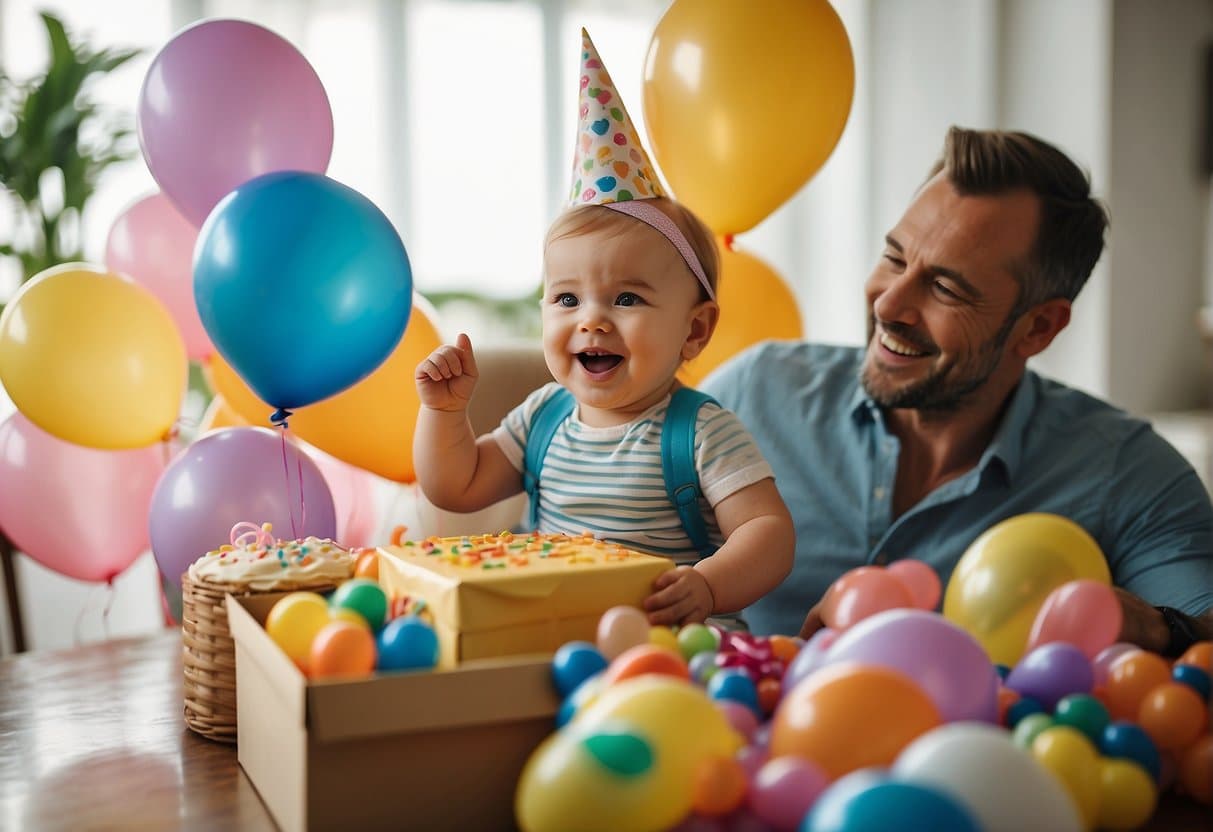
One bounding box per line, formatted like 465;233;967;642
377;537;673;668
227;593;560;831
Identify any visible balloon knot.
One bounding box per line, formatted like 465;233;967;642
722;233;735;251
270;408;293;427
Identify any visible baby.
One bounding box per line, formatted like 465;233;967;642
412;30;793;626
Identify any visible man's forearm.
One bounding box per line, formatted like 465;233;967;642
1115;588;1211;656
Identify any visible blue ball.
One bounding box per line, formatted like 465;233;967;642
375;616;438;671
551;641;607;698
1099;721;1161;782
803;775;981;832
706;667;760;715
1005;695;1046;728
1172;663;1211;701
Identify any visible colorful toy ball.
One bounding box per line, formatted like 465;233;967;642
309;620;376;679
329;578;389;631
265;591;331;673
375;616;438;671
552;641;609;698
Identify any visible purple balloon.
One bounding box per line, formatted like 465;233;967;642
822;609;1000;723
749;756;830;831
1005;642;1094;711
782;627;837;696
138;19;333;227
149;427;337;586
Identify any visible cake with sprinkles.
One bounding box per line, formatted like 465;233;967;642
181;522;357;743
377;531;673;668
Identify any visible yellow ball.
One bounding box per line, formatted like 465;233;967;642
265;592;331;673
648;625;679;652
1096;758;1157;830
1031;726;1101;829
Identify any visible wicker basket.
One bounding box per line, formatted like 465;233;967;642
181;573;338;743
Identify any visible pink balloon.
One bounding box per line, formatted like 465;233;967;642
1025;579;1122;659
748;756;830;832
137;19;333;227
0;413;166;582
886;559;942;610
105;192;211;360
821;566;915;631
307;446;382;548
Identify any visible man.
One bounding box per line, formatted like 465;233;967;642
702;127;1212;655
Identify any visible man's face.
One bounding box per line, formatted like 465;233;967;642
861;174;1041;411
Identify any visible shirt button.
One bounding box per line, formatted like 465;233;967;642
873;486;886;500
874;552;889;565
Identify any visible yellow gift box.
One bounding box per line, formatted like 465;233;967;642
377;533;674;667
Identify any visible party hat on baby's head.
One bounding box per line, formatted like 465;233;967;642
570;28;666;206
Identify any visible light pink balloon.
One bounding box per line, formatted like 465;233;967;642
137;19;333;227
821;566;915;631
887;559;942;610
0;413;167;582
105;192;211;360
1025;579;1123;659
307;446;382;549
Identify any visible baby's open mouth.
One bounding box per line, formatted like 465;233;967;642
577;351;623;373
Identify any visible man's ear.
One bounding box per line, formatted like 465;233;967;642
682;301;720;361
1013;297;1071;359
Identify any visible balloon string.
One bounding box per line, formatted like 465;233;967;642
270;409;301;539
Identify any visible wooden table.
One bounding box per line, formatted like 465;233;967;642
0;632;1208;831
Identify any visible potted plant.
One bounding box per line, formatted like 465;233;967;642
0;11;141;311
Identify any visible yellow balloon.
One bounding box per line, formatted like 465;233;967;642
1030;727;1101;830
643;0;855;234
0;263;187;449
1096;758;1157;831
679;242;802;387
515;676;741;832
943;513;1111;666
210;296;442;482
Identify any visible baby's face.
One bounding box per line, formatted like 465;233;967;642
541;225;706;427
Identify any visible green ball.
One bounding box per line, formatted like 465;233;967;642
330;578;388;631
1012;712;1055;750
676;623;719;660
1053;693;1111;743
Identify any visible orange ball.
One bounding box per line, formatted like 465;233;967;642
1103;650;1172;721
767;634;800;664
1137;682;1209;752
309;620;376;679
354;548;379;580
1179;734;1213;804
998;685;1022;725
1176;641;1212;673
691;755;748;816
769;662;941;779
602;644;690;685
757;677;783;716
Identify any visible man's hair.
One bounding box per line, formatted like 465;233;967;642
928;126;1109;311
544;198;720;300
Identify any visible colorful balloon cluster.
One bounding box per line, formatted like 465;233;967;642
265;577;439;679
519;559;1210;832
0;17;422;587
642;0;854;383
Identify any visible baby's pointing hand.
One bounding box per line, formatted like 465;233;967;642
415;332;479;412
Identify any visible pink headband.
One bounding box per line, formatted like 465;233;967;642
603;201;715;302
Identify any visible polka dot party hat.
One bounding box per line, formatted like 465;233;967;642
569;28;667;206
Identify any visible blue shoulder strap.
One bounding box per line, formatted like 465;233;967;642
662;387;719;559
523;387;575;530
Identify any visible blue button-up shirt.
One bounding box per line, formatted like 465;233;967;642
702;342;1213;637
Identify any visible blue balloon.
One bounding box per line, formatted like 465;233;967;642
803;775;981;832
1099;721;1161;782
195;171;412;411
551;641;608;698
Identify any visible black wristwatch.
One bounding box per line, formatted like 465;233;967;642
1154;606;1202;658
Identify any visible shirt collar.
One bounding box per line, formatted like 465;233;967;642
849;368;1040;484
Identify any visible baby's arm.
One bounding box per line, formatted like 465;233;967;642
413;333;523;512
645;478;794;626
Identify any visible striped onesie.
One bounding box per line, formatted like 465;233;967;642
492;382;775;564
